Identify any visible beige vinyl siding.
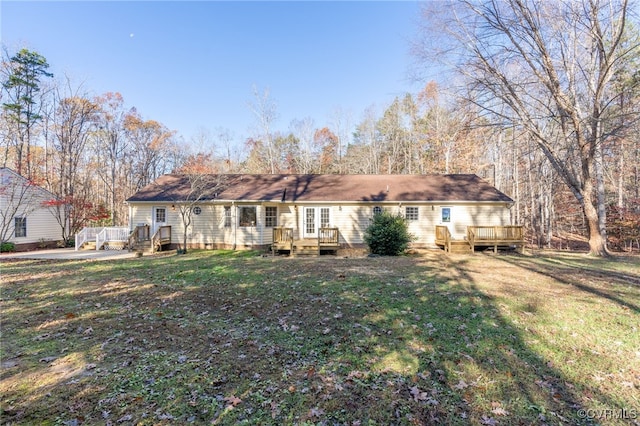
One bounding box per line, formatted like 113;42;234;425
128;201;512;249
329;204;372;246
407;205;439;246
8;206;61;245
181;204;216;247
130;203;218;248
325;202;510;247
0;181;61;245
130;202;299;248
129;204;152;227
438;204;511;240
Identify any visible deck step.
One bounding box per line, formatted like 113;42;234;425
131;241;153;253
436;240;472;254
293;244;319;256
294;249;319;255
449;241;471;254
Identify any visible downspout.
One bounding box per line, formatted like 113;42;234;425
259;203;263;250
232;201;236;250
127;202;132;231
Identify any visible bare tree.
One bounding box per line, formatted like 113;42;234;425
124;110;175;190
48;77;101;242
328;106;353;174
215;127;240;172
289;117;317;173
248;86;279;174
94;92;129;226
416;0;638;256
353;106;382;174
166;167;227;254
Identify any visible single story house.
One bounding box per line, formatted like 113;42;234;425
0;167;63;251
125;173;515;251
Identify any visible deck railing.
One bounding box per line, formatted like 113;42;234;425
318;227;340;254
318;227;339;245
96;227;129;250
128;225;171;253
271;227;339;255
435;225;453;253
273;227;294;244
467;225;525;253
128;225;150;250
467;225;523;241
151;226;172;252
75;227;102;251
272;227;294;254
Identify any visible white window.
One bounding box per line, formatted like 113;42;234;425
441;207;451;223
155;208;166;223
372;206;383;215
239;206;257;227
192;206;202;215
405;206;419;221
265;206;277;227
224;206;232;227
15;217;26;238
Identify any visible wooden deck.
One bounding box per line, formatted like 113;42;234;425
272;227;340;256
435;225;525;254
128;225;172;253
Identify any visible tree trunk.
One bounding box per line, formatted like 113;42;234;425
595;143;608;246
581;179;609;256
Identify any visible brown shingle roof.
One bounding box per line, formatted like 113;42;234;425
126;174;513;204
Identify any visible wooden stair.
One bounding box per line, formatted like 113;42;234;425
448;240;471;254
130;240;153;253
79;241;96;250
292;240;320;256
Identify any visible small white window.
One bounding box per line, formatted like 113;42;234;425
372;206;383;215
192;206;202;215
155;208;166;223
442;207;451;223
15;217;27;238
405;206;419;221
224;206;232;227
265;206;277;227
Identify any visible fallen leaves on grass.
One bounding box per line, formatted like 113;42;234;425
409;385;439;405
223;395;242;407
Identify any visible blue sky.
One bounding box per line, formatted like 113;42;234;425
2;1;426;148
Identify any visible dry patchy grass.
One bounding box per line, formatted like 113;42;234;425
1;250;638;425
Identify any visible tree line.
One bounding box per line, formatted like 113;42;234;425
2;0;638;255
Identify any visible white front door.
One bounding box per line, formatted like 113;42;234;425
153;206;167;233
303;207;330;238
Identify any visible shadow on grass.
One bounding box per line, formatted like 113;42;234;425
0;251;635;424
496;253;640;313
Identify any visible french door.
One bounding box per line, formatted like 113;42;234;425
303;207;330;238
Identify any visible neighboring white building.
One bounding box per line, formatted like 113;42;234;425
0;167;62;251
126;173;515;251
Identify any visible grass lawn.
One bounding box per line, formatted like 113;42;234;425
1;249;638;425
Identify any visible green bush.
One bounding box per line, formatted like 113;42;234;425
1;242;16;252
364;211;415;256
